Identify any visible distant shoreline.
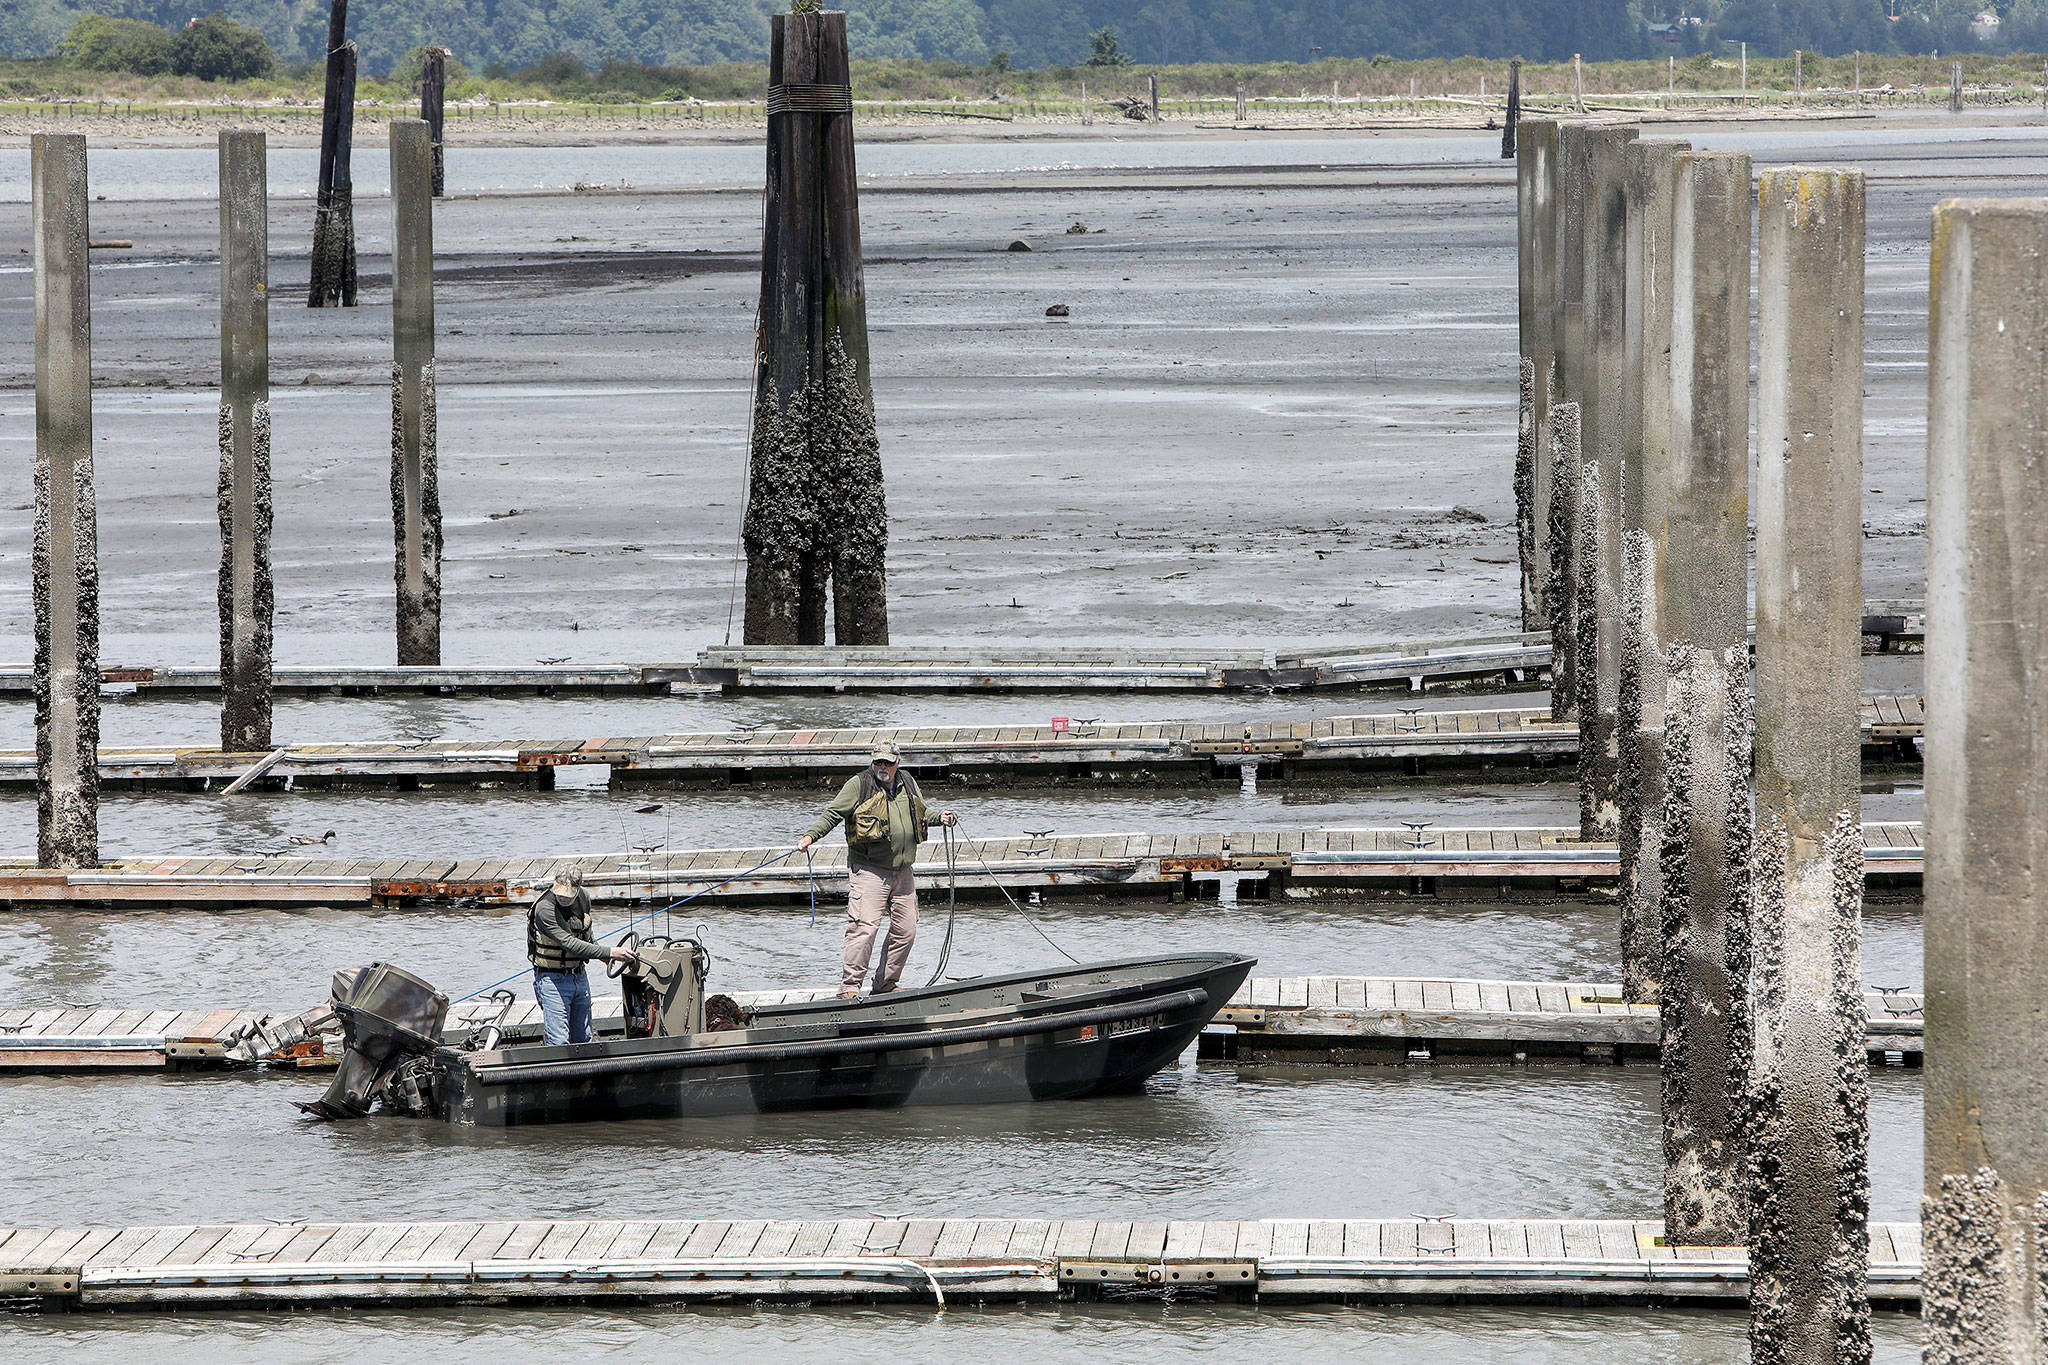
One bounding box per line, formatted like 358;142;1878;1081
6;104;2045;151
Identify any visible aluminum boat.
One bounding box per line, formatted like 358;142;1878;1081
303;946;1255;1127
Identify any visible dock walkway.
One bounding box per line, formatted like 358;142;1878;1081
0;606;1922;701
14;696;1924;792
0;824;1926;910
0;1217;1922;1308
0;974;1923;1073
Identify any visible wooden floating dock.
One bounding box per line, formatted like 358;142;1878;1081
0;607;1921;701
16;696;1924;792
0;824;1926;911
0;1217;1921;1309
0;973;1922;1074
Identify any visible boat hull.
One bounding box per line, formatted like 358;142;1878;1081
429;954;1251;1127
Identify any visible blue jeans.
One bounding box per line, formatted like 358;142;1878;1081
533;968;593;1046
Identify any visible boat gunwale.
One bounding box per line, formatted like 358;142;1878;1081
459;984;1218;1086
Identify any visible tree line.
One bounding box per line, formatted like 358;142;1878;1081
5;1;2047;81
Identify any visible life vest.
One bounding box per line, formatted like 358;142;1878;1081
847;768;929;858
527;890;593;972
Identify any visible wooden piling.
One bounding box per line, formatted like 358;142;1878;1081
1748;166;1869;1365
743;9;888;646
31;132;101;870
1149;74;1160;122
308;3;357;310
1235;84;1246;123
217;129;272;752
1922;198;2048;1361
389;119;440;666
1658;149;1754;1249
1502;59;1521;159
1950;62;1963;113
421;46;449;198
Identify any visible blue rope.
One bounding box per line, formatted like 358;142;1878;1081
451;847;800;1003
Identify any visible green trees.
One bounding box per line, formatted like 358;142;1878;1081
1084;26;1128;65
59;15;174;73
167;13;276;81
54;11;273;79
15;0;2048;75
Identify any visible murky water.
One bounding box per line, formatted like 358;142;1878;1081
0;123;1989;1353
3;1302;1928;1365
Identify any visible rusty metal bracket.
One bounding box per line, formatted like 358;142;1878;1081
0;1270;78;1295
1213;1007;1268;1026
373;879;510;903
1058;1259;1256;1285
1190;738;1305;757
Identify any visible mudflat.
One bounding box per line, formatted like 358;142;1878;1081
0;118;2018;668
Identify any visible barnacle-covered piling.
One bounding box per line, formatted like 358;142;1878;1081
1746;166;1868;1365
32;132;100;869
743;8;889;646
1514;119;1557;631
1616;136;1686;1001
1923;198;2048;1361
1577;123;1637;843
390;120;440;666
217;129;272;752
1656;149;1755;1248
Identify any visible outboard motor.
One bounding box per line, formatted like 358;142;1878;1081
620;937;709;1039
299;963;448;1120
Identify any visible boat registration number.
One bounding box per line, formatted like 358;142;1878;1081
1077;1013;1163;1041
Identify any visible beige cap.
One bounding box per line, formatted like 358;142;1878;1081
870;742;901;764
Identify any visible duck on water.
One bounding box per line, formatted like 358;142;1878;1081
299;945;1256;1128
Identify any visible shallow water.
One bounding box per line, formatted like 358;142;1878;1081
0;124;1976;1353
4;1302;1927;1365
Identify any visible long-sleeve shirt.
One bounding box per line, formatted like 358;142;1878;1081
806;771;925;871
527;889;605;970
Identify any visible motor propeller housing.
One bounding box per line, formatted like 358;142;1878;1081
298;962;448;1120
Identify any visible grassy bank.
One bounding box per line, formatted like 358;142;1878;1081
5;49;2048;123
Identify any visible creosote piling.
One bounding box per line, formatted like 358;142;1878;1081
743;8;889;646
309;0;357;308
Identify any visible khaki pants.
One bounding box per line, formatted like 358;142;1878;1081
844;865;917;992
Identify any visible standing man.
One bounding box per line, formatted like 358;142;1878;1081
528;869;636;1046
798;742;955;998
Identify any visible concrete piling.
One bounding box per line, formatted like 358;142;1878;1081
31;132;101;869
309;0;357;308
217;129;273;752
1548;124;1590;723
1515;119;1557;633
1747;166;1869;1365
744;8;889;646
1922;198;2048;1361
1657;149;1755;1248
1578;124;1638;842
421;46;449;197
389;119;441;666
1617;137;1688;1003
